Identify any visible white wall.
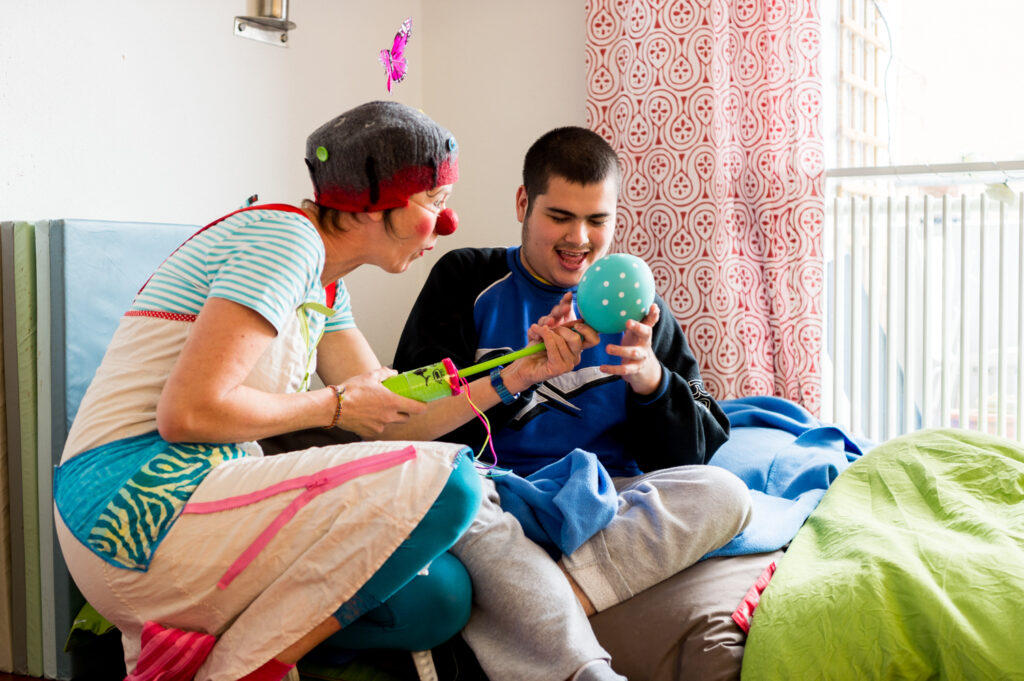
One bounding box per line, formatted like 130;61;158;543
347;0;586;361
0;0;585;362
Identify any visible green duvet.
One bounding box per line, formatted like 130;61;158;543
742;428;1024;680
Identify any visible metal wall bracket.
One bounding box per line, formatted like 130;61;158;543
234;0;296;47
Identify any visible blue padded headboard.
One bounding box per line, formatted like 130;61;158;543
48;219;197;432
41;218;197;680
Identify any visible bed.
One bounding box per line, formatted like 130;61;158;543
4;217;1021;681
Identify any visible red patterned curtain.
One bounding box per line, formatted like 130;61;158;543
586;0;825;413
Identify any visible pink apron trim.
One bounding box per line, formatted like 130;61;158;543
125;620;217;681
182;445;418;589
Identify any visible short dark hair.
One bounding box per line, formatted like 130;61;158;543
521;127;621;214
300;199;396;236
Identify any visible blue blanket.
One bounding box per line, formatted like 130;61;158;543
705;396;869;556
495;396;870;558
495;449;618;558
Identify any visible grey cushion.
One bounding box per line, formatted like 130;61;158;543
589;550;782;681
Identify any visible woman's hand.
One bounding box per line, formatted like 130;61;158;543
601;304;663;396
334;367;428;439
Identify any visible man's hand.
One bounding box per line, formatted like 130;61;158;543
527;292;576;343
505;317;600;394
601;304;663;396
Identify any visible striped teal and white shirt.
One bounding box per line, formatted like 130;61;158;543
130;207;356;335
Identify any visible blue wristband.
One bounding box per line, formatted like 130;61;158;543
490;367;519;405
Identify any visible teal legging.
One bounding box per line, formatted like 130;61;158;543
327;450;481;651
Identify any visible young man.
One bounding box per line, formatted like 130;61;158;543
396;126;729;479
393;127;751;674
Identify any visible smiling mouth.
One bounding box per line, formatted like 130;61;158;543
556;249;589;269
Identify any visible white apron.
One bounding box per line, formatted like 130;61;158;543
56;310;457;681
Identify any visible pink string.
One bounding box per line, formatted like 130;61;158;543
458;376;503;474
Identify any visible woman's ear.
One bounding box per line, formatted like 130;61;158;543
351;210;385;228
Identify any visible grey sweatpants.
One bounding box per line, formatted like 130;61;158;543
450;464;752;681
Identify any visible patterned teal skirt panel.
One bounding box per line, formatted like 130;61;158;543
54;431;248;570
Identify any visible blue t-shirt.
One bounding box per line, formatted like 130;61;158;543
471;248;642;477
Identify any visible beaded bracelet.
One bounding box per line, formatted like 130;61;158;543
323;384;346;429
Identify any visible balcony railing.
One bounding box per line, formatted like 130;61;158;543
823;161;1024;442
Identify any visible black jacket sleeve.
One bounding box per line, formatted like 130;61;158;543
392;247;525;449
624;295;731;472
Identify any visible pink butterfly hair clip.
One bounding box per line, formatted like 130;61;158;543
379;17;411;93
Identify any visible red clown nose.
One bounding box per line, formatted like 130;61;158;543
435;208;458;236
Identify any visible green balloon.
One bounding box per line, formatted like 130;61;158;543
577;254;655;334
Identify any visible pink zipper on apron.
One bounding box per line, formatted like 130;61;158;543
182;445;417;589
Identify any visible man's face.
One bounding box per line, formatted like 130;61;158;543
517;175;618;289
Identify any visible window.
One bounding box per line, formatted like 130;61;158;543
821;0;1024;441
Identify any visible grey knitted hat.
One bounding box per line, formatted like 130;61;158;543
305;101;459;213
